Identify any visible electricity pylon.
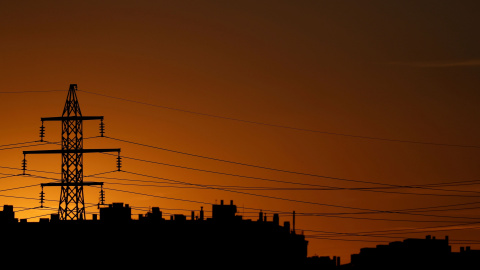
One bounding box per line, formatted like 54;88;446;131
23;84;121;220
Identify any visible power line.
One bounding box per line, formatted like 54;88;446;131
84;173;450;191
304;236;392;243
0;173;22;180
4;170;478;224
103;136;480;190
289;204;480;216
298;211;480;222
104;153;368;188
302;205;480;216
0;90;66;94
102;186;208;205
106;136;480;192
0;193;57;202
94;176;480;198
0;140;43;148
2;89;478;149
4;155;480;205
0;184;39;193
118;169;392;212
100;153;480;198
304;233;480;245
78;89;480;148
86;172;480;216
10;182;476;244
0;165;60;175
391;201;480;212
22;204;98;220
99;138;480;194
15;206;54;212
104;153;403;188
83;164;480;196
0;137;97;151
305;221;480;237
0;141;52;151
99;183;477;224
118;170;480;222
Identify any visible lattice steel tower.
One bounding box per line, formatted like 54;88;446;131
23;84;121;220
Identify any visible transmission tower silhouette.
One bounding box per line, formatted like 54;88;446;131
23;84;121;220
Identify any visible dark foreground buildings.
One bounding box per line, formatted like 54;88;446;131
0;201;307;268
1;203;478;269
349;235;480;270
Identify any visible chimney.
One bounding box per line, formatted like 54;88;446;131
466;246;471;252
200;207;204;221
221;200;224;205
337;256;341;266
40;218;49;223
445;235;449;243
460;247;465;252
273;213;279;226
50;213;59;222
92;214;97;221
293;211;296;233
426;235;431;240
191;211;195;221
263;213;267;222
258;210;263;222
3;205;13;213
230;200;233;205
284;221;290;232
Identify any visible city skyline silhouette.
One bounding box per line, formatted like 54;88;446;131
0;200;478;268
1;1;480;263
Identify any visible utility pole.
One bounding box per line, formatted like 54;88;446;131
23;84;121;220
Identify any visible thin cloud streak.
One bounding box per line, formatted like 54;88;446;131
390;59;480;68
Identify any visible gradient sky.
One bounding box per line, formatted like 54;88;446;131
1;0;480;262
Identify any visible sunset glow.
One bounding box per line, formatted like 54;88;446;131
1;1;480;262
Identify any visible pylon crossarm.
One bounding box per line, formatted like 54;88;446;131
41;116;104;121
23;148;120;155
41;182;104;187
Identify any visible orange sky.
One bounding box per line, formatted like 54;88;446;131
1;0;480;262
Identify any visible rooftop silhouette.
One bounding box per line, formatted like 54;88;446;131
347;235;479;270
1;203;477;269
0;202;308;268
